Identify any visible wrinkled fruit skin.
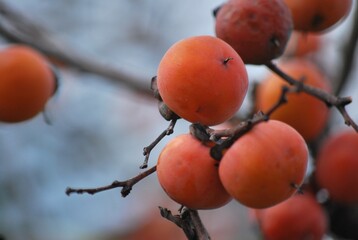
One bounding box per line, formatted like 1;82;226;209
157;35;248;126
254;194;328;240
315;130;358;204
255;59;330;142
215;0;293;65
219;120;308;209
157;134;232;210
283;0;353;32
0;45;55;123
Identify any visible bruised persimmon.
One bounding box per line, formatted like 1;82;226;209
254;194;328;240
0;44;55;123
157;35;248;126
219;120;308;209
255;59;331;142
215;0;293;64
315;130;358;204
283;0;353;32
156;134;232;210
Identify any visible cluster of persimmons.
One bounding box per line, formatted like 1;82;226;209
0;0;356;239
155;0;356;239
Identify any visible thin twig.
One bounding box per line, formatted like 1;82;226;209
266;61;358;132
66;165;156;197
141;118;177;169
189;85;292;160
0;0;151;96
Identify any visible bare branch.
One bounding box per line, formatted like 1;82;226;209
188;85;292;160
66;165;156;197
141;118;177;169
159;207;211;240
0;0;151;96
266;61;358;132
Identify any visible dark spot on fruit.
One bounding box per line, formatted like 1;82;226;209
311;14;325;29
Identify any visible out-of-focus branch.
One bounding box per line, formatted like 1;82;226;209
335;2;358;95
0;0;152;96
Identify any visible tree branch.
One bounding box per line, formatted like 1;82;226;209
66;165;156;197
0;0;151;96
266;61;358;132
159;207;211;240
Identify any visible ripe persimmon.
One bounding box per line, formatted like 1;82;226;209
157;35;248;126
315;130;358;204
219;120;308;209
0;44;55;123
215;0;293;64
254;194;328;240
284;31;322;58
283;0;353;32
255;59;331;142
156;134;232;210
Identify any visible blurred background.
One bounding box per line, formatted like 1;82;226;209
0;1;357;239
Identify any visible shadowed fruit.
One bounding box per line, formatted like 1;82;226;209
315;130;358;204
215;0;293;64
283;0;353;32
254;194;328;240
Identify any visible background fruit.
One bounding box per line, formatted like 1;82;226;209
284;31;322;58
219;120;308;209
157;35;248;126
283;0;353;32
156;134;232;210
255;59;331;142
254;194;328;240
0;44;55;123
315;130;358;204
215;0;293;64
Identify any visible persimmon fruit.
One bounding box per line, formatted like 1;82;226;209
315;130;358;204
255;59;331;142
219;120;308;209
284;31;322;57
0;44;55;123
215;0;293;64
156;133;232;210
157;35;248;126
283;0;353;32
254;194;328;240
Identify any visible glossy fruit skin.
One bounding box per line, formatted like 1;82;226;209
283;0;353;32
255;59;330;142
219;120;308;209
215;0;293;65
157;35;248;126
315;130;358;204
157;134;232;210
0;45;55;123
254;194;327;240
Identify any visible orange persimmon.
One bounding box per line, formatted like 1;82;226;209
157;35;248;126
